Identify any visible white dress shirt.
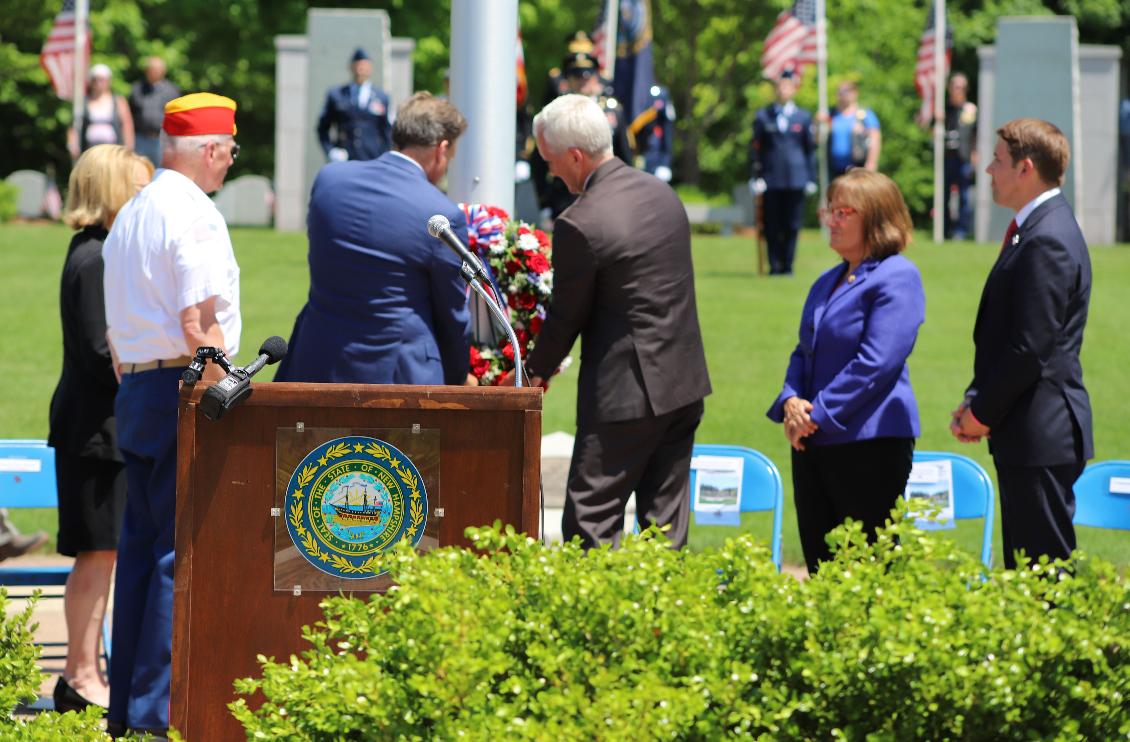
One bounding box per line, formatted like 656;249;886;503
103;168;241;363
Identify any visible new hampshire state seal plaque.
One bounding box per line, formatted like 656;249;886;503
283;435;428;579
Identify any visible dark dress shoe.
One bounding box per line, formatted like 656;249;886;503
52;676;107;714
0;531;49;561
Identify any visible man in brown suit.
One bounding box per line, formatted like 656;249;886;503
520;93;712;548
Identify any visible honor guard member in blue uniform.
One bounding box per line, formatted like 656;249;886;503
751;69;817;275
102;93;242;737
533;48;632;224
317;48;393;162
631;84;675;183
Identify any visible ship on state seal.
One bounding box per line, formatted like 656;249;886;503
330;481;385;527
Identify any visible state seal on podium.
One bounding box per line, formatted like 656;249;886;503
283;435;428;578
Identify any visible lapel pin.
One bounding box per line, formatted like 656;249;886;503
1012;233;1020;246
847;274;856;283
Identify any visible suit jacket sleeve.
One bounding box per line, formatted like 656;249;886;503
969;234;1075;427
810;269;925;434
751;112;765;179
72;250;118;391
316;92;336;155
429;208;473;384
804;113;817;184
525;218;596;379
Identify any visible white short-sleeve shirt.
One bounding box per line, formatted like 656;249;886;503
103;168;241;363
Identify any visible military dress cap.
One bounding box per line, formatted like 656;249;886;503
563;51;598;78
162;92;238;136
566;30;595;54
351;47;370;63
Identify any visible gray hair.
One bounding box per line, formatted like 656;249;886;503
533;94;612;158
161;132;232;155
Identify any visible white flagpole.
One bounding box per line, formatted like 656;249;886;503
932;0;946;243
816;0;829;233
73;0;89;148
603;0;619;83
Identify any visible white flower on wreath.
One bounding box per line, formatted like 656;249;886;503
517;233;540;252
488;240;507;256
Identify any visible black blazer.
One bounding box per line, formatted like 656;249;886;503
526;158;712;425
968;194;1092;466
48;226;122;461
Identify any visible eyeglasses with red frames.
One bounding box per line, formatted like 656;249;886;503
818;206;857;224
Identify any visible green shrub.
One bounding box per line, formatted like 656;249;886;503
0;182;18;224
0;589;107;740
232;512;1130;740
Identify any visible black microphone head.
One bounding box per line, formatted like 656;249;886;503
258;335;288;364
427;214;450;238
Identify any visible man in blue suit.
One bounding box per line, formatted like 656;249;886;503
276;93;472;385
316;48;393;162
951;118;1092;569
751;70;817;275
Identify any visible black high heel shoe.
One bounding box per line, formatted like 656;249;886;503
52;676;107;713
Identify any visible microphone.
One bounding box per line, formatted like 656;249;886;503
199;336;288;421
427;214;489;281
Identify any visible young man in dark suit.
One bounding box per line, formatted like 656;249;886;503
951;118;1092;569
750;69;817;275
316;48;393;162
516;94;712;549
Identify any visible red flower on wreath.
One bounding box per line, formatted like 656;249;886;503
529;314;543;334
527;253;550;274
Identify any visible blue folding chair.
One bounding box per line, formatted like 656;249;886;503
1073;460;1130;531
0;440;111;669
689;444;783;570
912;451;995;568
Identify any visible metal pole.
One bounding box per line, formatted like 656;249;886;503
73;0;88;147
932;0;946;243
816;0;829;236
603;0;619;82
448;0;517;215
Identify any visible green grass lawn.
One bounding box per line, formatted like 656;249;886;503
2;222;1127;568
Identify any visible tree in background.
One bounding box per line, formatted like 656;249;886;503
0;0;1125;223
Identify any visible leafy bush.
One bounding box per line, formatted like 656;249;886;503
232;512;1130;740
0;589;107;740
0;181;18;223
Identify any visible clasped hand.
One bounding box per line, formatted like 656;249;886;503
948;398;989;443
782;396;818;451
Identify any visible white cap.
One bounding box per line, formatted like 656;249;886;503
89;63;112;80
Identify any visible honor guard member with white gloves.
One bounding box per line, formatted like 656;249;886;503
102;92;242;737
317;48;393;163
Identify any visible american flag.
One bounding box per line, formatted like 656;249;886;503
760;0;819;80
516;27;528;107
915;1;952;124
40;0;89;100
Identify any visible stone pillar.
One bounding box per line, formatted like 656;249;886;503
274;35;309;232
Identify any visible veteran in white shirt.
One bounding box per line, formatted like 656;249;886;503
100;92;240;737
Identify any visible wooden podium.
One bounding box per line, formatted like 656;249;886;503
172;382;542;739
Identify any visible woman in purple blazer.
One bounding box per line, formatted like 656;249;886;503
767;170;924;574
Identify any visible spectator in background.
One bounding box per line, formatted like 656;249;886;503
635;83;675;184
768;170;924;575
751;69;817;275
69;64;135;158
826;81;880;178
943;73;977;240
317;48;393;163
128;56;181;167
49;144;153;714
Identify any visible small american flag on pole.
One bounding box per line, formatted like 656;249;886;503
915;0;952;124
40;0;89;100
760;0;819;80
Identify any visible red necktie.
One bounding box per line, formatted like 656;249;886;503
1000;218;1017;253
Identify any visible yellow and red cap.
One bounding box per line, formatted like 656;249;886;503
162;93;238;137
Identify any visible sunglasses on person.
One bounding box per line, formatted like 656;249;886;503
818;206;857;224
200;140;240;160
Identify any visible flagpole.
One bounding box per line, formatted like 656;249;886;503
816;0;829;229
73;0;88;151
932;0;946;243
603;0;618;82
